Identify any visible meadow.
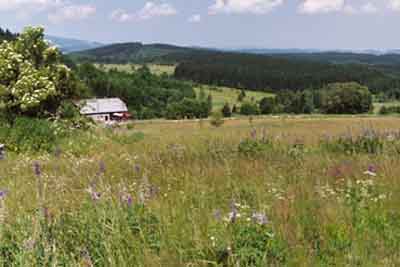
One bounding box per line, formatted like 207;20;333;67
1;116;400;266
195;86;274;111
95;64;176;76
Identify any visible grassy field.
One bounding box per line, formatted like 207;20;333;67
195;85;274;111
96;63;176;76
1;116;400;265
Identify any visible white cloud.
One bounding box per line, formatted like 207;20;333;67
0;0;96;22
208;0;283;15
111;2;177;22
110;9;133;22
343;5;358;14
361;2;378;13
0;0;62;12
389;0;400;11
48;4;96;23
299;0;380;15
299;0;344;14
188;14;201;23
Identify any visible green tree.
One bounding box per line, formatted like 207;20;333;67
238;90;246;102
321;82;373;114
0;26;80;118
240;102;260;116
221;102;232;117
259;97;275;114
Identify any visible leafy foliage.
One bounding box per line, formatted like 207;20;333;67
0;27;82;118
76;63;205;119
320;82;373;114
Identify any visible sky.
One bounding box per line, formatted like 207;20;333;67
0;0;400;50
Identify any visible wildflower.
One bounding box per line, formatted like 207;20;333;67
0;144;5;160
0;190;7;200
134;164;141;173
250;128;257;140
252;212;269;225
54;147;62;158
23;238;36;251
86;186;101;201
214;209;222;221
364;165;377;177
98;161;106;175
225;201;239;223
33;161;41;177
120;192;133;206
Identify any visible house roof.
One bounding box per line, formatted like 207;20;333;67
79;98;128;115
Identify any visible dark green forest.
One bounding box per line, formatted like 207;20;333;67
70;42;193;64
173;51;400;94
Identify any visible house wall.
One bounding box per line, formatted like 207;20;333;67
87;114;111;122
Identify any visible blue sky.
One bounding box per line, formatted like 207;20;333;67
0;0;400;49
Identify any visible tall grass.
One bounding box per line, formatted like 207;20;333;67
1;117;400;266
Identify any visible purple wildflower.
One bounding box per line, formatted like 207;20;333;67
0;190;8;200
252;212;269;225
214;209;222;221
33;162;41;177
250;128;257;140
134;164;141;173
91;191;101;201
120;192;133;206
99;161;106;175
0;144;5;160
86;186;101;202
368;165;377;173
228;201;238;223
54;147;62;158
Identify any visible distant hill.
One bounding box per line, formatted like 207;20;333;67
45;35;104;53
70;42;195;63
70;41;400;67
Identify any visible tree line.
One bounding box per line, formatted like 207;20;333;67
218;82;373;117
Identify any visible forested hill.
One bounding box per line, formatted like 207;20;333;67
268;52;400;66
70;42;195;63
0;27;17;42
173;51;400;93
70;41;400;93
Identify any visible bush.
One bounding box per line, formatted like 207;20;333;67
165;99;210;120
238;138;273;156
210;111;224;127
0;117;58;153
259;97;276;114
379;105;400;115
221;103;232;118
240;102;260;116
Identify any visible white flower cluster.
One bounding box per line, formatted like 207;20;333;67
0;27;71;113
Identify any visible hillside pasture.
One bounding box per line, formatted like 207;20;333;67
1;116;400;265
95;63;176;76
195;85;274;111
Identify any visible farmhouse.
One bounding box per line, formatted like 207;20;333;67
79;98;130;122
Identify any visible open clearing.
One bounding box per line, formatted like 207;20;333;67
195;85;274;111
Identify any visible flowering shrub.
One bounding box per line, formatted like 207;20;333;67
0;27;79;117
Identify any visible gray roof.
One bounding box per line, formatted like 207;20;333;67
79;98;128;115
